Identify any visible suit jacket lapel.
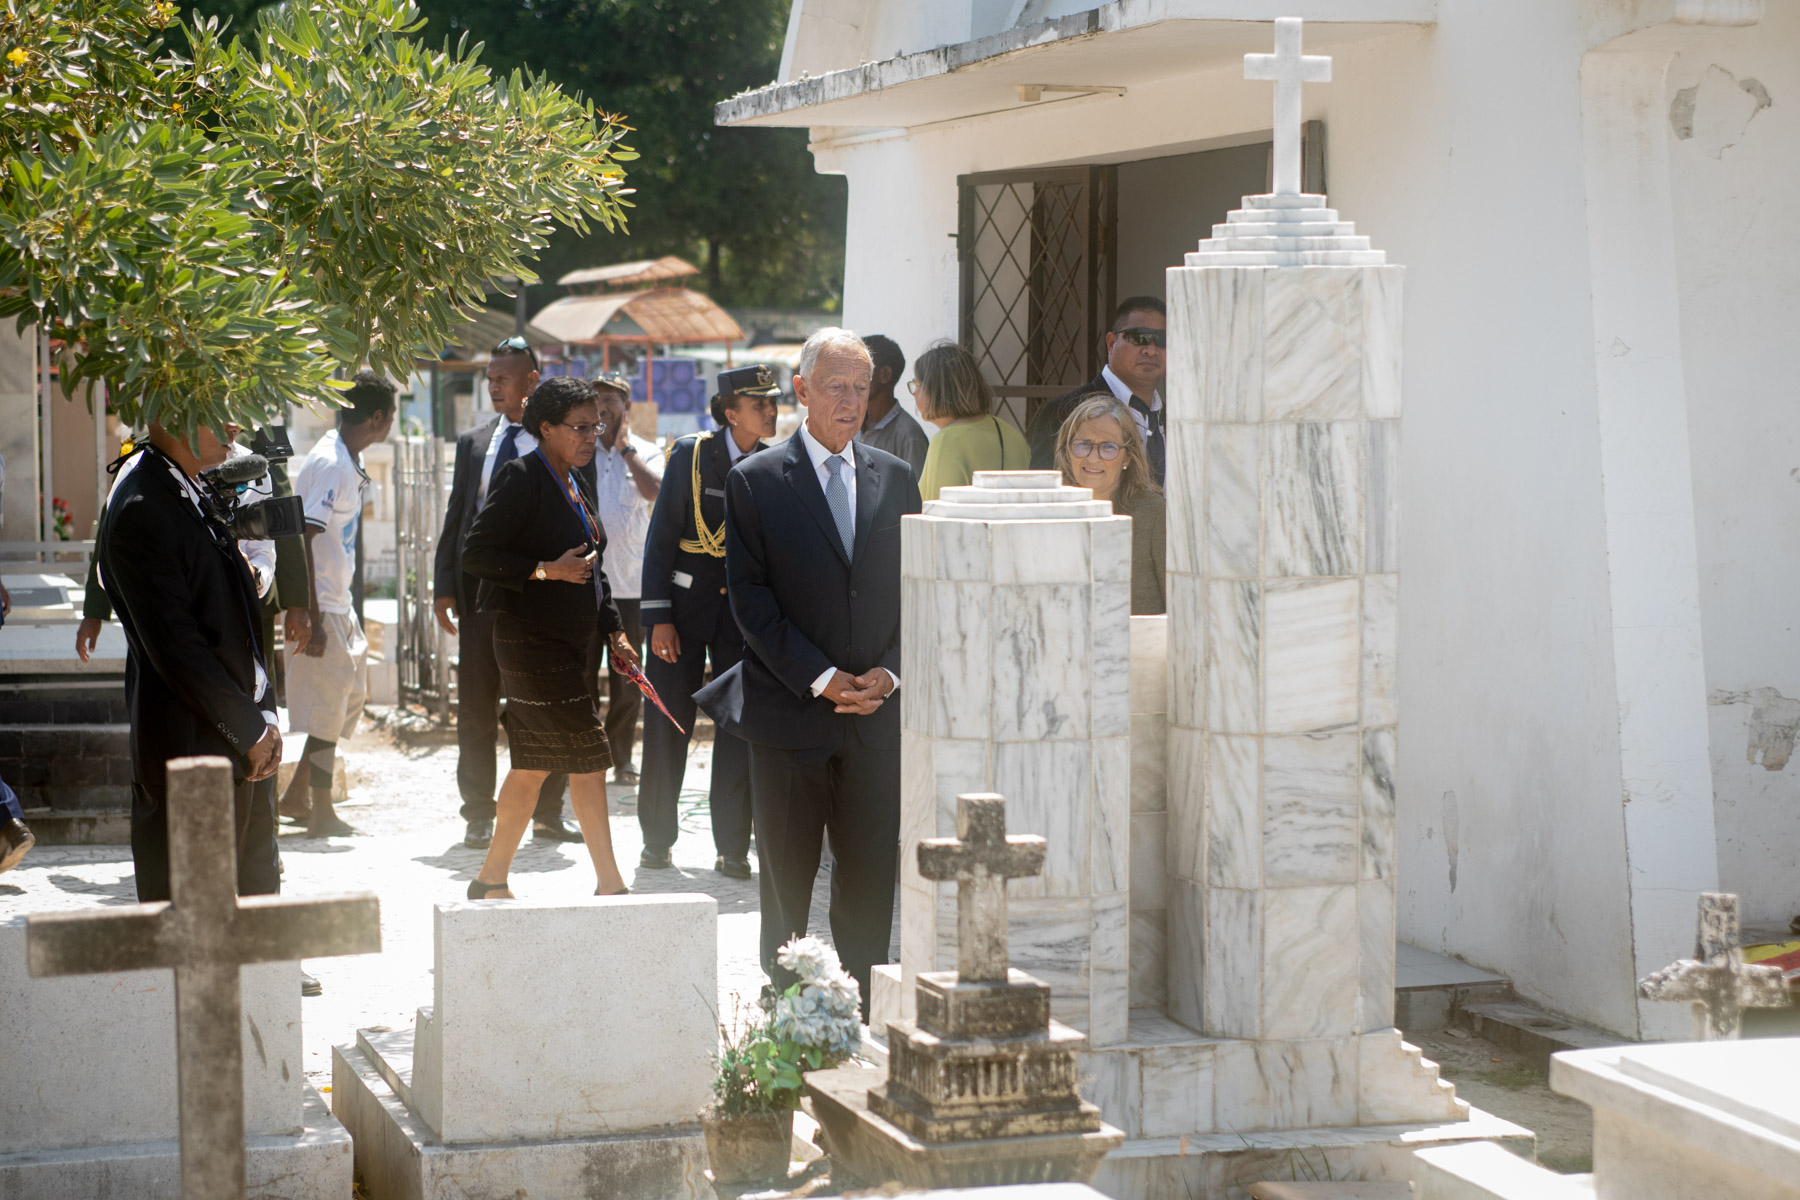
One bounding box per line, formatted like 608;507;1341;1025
783;433;851;567
851;443;880;563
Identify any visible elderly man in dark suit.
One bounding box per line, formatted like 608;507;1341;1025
97;421;283;903
697;328;922;1013
434;338;582;849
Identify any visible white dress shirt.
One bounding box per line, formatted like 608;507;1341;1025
1101;363;1163;445
795;424;898;699
476;417;537;509
590;430;664;600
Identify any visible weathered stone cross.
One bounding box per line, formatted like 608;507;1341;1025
1244;17;1332;196
25;756;381;1200
1638;892;1789;1040
917;793;1046;984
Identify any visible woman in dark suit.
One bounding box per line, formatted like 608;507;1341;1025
462;376;642;897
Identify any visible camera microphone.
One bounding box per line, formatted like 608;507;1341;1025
207;454;271;489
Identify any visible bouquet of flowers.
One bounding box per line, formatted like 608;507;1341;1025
50;497;73;541
709;937;862;1116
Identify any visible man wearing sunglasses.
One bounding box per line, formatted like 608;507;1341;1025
433;336;590;848
1027;295;1167;485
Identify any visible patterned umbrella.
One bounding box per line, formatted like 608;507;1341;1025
619;656;686;736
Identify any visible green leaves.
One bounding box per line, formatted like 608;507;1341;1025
1;0;631;438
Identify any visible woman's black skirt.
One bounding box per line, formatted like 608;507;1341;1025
493;612;612;775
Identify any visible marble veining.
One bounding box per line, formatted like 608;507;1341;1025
1130;811;1169;912
932;516;990;581
931;581;991;740
1138;1042;1216;1138
1206;423;1262;579
1167;877;1206;1033
1091;515;1133;584
1091;581;1133;739
1078;1046;1141;1137
1166;421;1208;577
991;583;1092;741
1265;421;1361;578
992;518;1092;585
1165;573;1206;730
1196;269;1265;423
1203;886;1261;1040
901;515;935;580
1213;1037;1357;1132
1130;713;1168;813
1205;734;1261;889
1129;615;1169;716
900;575;934;735
1261;885;1359;1039
1091;736;1133;894
1263;578;1360;734
1363;421;1399;572
1362;572;1398;727
1166;724;1206;884
1360;726;1396;881
993;739;1091;898
1261;732;1360;887
1262;268;1361;421
1129;907;1169;1013
1358;879;1397;1032
1361;267;1404;420
1205;580;1260;734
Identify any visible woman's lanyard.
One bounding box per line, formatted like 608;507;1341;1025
535;448;604;606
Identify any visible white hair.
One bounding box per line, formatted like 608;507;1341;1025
797;326;872;379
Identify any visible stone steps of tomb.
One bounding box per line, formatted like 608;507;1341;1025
1;719;135;837
0;682;129;725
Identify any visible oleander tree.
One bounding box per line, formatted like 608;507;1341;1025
0;0;634;440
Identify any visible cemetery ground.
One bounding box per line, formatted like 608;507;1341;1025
2;706;1655;1182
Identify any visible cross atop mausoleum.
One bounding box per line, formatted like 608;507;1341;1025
917;793;1046;984
1244;17;1332;196
1638;892;1789;1040
26;756;382;1200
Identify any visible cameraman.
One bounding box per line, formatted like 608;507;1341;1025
96;420;284;903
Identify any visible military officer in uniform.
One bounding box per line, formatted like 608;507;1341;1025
637;366;780;877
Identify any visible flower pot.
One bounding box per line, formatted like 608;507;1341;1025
701;1108;795;1186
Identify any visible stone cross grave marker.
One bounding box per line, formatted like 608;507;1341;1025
25;756;381;1200
1243;16;1332;195
1638;892;1788;1040
916;793;1047;984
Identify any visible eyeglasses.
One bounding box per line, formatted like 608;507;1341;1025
1070;439;1122;461
494;335;540;371
906;379;921;396
556;421;605;439
1114;327;1166;349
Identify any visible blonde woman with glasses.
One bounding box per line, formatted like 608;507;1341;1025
1054;394;1166;615
909;340;1030;501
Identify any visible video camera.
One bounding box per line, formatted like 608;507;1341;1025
197;431;306;541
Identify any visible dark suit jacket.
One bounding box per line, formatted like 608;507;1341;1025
1026;374;1113;471
461;452;624;634
640;431;765;642
696;434;920;752
97;449;273;784
435;416;598;614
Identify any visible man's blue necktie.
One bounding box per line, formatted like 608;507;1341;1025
825;455;855;561
493;423;523;473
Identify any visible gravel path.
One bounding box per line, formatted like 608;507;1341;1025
0;707;883;1093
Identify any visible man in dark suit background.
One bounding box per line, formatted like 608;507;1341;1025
434;338;583;848
638;366;778;878
97;420;283;902
1026;295;1167;483
697;329;922;1013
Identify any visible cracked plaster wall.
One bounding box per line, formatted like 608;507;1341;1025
1668;9;1800;930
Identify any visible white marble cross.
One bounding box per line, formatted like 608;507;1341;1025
1244;17;1332;196
25;757;381;1200
917;793;1047;984
1638;892;1789;1041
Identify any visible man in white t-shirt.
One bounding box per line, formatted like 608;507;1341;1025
588;375;663;783
279;371;395;837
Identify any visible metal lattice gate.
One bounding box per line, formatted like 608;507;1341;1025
393;435;452;720
958;164;1117;433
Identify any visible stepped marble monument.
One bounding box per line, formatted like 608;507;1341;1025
874;19;1533;1197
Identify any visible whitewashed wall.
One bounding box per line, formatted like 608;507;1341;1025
799;0;1800;1036
1668;9;1800;931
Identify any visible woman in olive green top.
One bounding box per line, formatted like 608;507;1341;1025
1054;394;1165;615
911;340;1030;500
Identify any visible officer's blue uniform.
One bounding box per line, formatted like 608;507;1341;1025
638;428;761;859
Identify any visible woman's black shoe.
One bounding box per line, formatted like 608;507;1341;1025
466;879;511;900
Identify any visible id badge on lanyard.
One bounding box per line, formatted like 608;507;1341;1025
537;449;605;607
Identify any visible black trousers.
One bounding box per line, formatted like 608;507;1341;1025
602;598;643;774
132;773;280;903
639;621;751;858
749;724;899;1016
455;577;569;824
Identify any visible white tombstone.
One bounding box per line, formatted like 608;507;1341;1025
892;470;1133;1046
332;895;718;1200
0;917;351;1199
1415;1038;1800;1200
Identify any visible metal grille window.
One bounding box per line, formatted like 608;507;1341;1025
958;165;1117;433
